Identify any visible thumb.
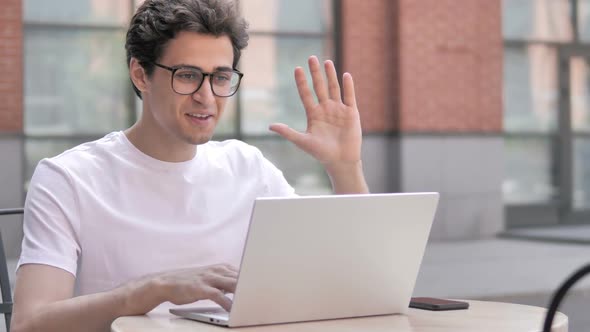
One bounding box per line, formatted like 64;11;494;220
269;123;305;146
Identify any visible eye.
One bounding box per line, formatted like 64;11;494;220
212;73;232;84
175;70;202;81
215;74;230;81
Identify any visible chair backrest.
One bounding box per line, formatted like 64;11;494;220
0;208;23;332
543;263;590;332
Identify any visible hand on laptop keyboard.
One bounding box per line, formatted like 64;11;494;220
124;263;238;313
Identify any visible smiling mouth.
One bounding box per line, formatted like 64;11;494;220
186;113;212;120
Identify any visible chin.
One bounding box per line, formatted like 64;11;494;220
185;134;213;145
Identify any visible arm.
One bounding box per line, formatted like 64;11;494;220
12;264;128;332
12;263;238;332
269;56;369;194
323;161;369;195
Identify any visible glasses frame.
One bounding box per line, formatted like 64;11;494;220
152;62;244;97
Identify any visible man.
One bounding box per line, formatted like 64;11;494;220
11;0;368;331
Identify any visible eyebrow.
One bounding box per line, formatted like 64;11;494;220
172;63;234;72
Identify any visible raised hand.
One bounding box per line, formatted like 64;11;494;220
269;56;362;167
269;56;368;194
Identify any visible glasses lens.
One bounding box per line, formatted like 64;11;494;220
211;71;241;97
172;68;204;94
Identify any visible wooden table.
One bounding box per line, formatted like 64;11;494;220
111;300;568;332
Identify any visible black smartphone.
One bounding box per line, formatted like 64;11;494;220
409;297;469;311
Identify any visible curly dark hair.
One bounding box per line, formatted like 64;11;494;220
125;0;249;98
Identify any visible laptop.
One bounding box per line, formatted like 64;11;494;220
170;192;439;327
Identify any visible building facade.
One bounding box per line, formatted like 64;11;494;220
1;0;508;258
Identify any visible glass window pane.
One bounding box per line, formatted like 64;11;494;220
213;95;238;137
24;28;130;135
240;36;333;135
25;137;97;187
578;0;590;41
24;0;131;25
502;0;572;41
503;137;557;204
573;137;590;209
570;56;590;132
504;45;558;133
241;0;332;33
245;139;331;195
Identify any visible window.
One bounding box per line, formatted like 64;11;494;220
578;0;590;41
24;29;129;136
235;0;334;194
23;0;135;183
503;0;572;42
503;0;590;223
502;0;563;206
502;44;559;204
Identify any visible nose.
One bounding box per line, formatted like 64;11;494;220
192;76;216;105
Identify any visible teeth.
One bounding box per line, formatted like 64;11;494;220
188;113;209;118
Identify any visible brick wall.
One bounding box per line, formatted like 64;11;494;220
0;0;23;133
341;0;398;132
342;0;503;133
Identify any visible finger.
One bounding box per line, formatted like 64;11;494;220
213;264;239;277
269;123;306;147
324;60;342;102
224;264;239;273
308;56;329;103
212;276;237;294
205;288;233;312
295;67;315;115
224;270;239;279
342;72;357;108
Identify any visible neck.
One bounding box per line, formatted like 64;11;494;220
124;112;197;163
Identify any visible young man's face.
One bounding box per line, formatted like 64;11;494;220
143;31;235;145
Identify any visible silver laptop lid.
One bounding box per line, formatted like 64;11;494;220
228;192;439;327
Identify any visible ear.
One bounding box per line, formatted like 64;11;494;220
129;58;150;95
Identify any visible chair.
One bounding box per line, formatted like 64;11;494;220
0;208;23;332
542;262;590;332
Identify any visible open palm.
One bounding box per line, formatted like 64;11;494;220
269;56;362;166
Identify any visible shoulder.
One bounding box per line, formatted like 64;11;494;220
33;132;124;181
42;132;123;170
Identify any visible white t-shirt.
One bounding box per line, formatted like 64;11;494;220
17;131;295;296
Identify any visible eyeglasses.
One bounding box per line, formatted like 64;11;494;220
152;62;244;97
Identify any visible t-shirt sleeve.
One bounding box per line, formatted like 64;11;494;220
17;159;81;277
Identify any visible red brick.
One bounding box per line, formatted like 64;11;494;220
0;0;22;133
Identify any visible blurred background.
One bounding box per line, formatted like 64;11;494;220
2;0;590;330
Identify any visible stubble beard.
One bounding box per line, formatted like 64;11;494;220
182;130;214;146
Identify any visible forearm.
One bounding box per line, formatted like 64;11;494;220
13;279;162;332
325;161;370;194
